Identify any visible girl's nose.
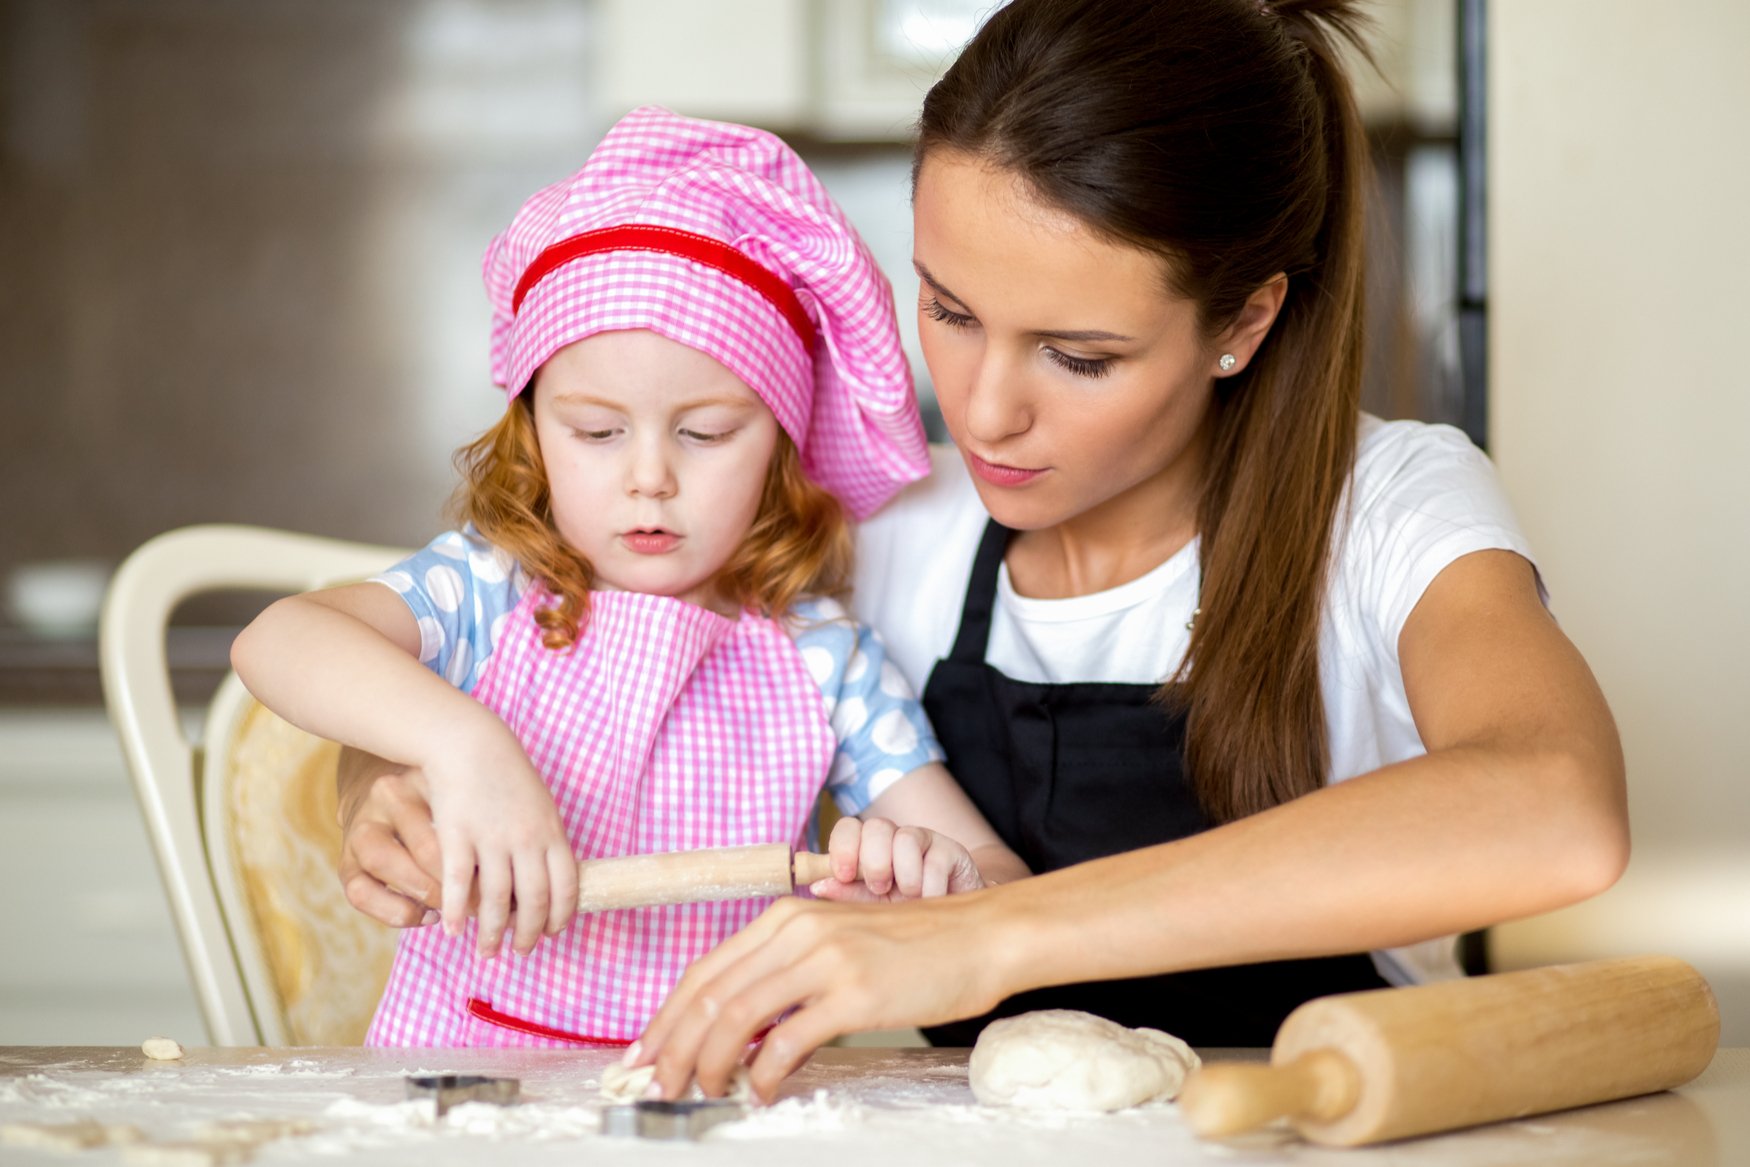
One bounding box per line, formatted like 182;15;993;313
627;436;678;499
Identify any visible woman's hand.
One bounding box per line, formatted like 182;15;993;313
811;815;985;901
631;893;1015;1103
423;722;580;957
335;748;443;928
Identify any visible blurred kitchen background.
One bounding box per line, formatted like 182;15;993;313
2;0;1746;1046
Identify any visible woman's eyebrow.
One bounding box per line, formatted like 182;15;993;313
913;260;1134;344
912;261;969;308
1034;327;1134;343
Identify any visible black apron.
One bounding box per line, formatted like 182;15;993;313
920;520;1388;1047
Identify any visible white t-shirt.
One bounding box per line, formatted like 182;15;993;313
851;415;1540;985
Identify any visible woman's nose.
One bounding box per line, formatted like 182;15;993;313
960;350;1033;445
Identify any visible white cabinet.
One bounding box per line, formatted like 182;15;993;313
599;0;983;140
0;709;204;1045
598;0;1458;141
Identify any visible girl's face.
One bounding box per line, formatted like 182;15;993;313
530;330;780;615
912;150;1247;540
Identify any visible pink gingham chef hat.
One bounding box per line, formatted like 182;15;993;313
483;105;928;519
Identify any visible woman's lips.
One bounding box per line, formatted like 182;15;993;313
621;530;680;554
966;450;1047;487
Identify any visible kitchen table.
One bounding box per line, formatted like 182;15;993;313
2;1045;1744;1165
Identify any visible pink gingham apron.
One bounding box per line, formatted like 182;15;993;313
366;585;835;1046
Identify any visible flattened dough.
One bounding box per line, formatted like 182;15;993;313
969;1009;1201;1111
599;1062;751;1103
141;1036;185;1060
193;1118;317;1146
1;1120;143;1151
122;1140;250;1167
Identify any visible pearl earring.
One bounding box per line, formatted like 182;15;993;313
1218;353;1237;372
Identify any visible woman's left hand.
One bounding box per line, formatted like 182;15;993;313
811;815;985;901
629;893;1012;1102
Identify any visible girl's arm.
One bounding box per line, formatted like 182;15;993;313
232;583;579;955
813;764;1031;899
632;548;1628;1100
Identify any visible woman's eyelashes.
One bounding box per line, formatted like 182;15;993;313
923;296;975;329
923;296;1115;380
1042;347;1114;379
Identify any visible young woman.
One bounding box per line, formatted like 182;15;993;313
338;0;1627;1093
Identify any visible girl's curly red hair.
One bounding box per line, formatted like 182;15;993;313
450;394;852;650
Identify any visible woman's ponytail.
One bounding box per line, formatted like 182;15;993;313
1183;0;1376;821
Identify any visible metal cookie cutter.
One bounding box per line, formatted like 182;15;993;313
602;1099;747;1141
405;1073;521;1118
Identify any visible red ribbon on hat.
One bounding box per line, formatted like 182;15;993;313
511;224;816;357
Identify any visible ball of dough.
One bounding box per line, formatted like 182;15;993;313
969;1009;1200;1111
599;1061;751;1103
141;1036;184;1061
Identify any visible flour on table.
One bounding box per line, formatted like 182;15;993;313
599;1061;751;1103
969;1010;1200;1112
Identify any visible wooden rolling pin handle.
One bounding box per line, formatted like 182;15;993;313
792;851;834;888
1178;1049;1362;1139
573;845;841;914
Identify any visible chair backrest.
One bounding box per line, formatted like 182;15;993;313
100;525;409;1045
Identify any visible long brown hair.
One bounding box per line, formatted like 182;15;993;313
450;392;853;650
917;0;1374;822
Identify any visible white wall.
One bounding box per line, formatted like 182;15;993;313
1487;2;1750;1042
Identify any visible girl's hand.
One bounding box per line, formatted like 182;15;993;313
631;894;1012;1103
811;815;985;902
424;724;579;958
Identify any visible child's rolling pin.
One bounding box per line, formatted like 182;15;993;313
576;843;833;914
1177;954;1719;1147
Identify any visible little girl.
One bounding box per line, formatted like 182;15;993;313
232;107;1027;1046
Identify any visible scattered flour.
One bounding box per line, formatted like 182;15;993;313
712;1090;870;1138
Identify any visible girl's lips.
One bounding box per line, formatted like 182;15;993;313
966;450;1047;487
621;531;680;554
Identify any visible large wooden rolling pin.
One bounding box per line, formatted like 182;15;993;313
575;843;834;914
1177;955;1719;1147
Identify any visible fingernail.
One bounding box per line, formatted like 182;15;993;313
809;880;828;895
620;1041;641;1067
642;1081;663;1100
421;910;440;927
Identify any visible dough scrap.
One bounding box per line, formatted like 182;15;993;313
599;1061;751;1104
1;1120;143;1151
141;1036;185;1060
193;1118;317;1146
122;1140;251;1167
969;1009;1201;1111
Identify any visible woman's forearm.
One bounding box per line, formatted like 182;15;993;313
976;742;1629;996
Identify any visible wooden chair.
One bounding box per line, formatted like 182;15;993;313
100;525;407;1045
